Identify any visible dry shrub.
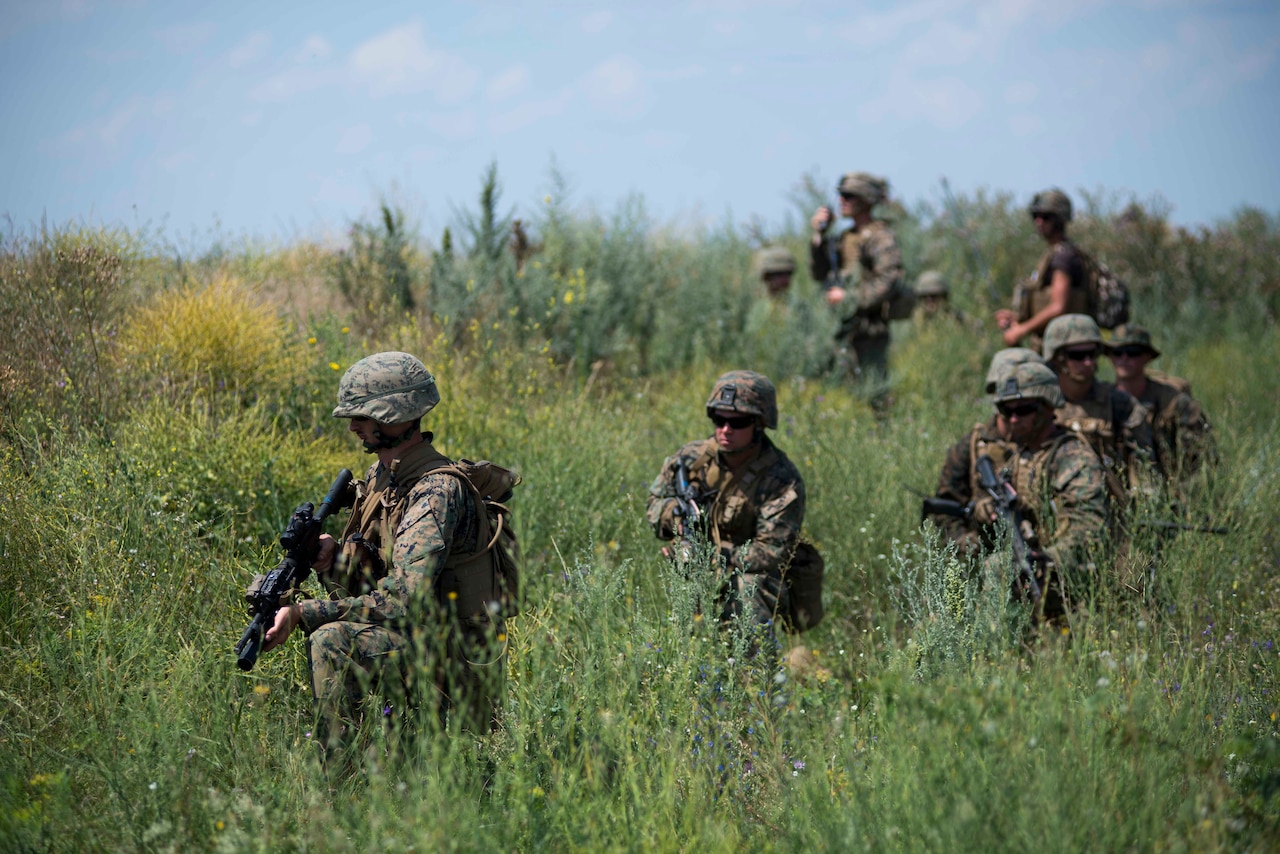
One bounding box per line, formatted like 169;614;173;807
118;274;304;401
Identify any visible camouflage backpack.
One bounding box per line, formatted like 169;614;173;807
1079;251;1130;330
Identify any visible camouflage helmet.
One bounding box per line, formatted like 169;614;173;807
992;362;1065;409
705;370;778;430
984;347;1045;394
332;351;440;423
837;172;889;207
1029;188;1073;223
1042;314;1103;360
755;245;797;278
914;270;948;297
1108;323;1160;358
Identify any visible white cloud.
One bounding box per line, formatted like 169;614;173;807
1004;81;1038;105
582;11;613;34
581;56;648;118
348;20;478;102
154;21;217;55
249;66;339;102
425;110;479;141
860;75;984;131
227;31;270;68
295;34;332;64
489;90;573;134
336;123;374;155
487;65;531;102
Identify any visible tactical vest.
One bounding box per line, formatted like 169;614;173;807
1011;242;1091;347
684;438;823;632
970;427;1075;549
325;439;510;623
837;221;912;323
1056;384;1130;502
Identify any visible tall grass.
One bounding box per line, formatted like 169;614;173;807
1;183;1277;851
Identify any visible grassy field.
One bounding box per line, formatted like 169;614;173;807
1;186;1278;851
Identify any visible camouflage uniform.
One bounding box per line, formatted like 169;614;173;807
646;371;806;630
1110;325;1216;484
299;353;506;749
809;173;904;382
928;348;1046;549
755;245;797;299
932;363;1109;618
1009;190;1090;352
1043;315;1156;499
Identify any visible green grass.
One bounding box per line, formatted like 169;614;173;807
1;189;1278;851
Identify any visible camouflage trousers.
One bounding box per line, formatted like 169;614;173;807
832;332;890;387
307;618;506;753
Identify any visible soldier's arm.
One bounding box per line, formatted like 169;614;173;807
735;475;804;577
647;445;702;540
1168;392;1216;477
297;473;467;631
855;228;904;313
1042;445;1108;596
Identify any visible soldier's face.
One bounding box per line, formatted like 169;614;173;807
348;416;414;453
838;194;859;218
710;409;756;453
998;401;1052;444
763;271;792;296
1057;346;1099;383
1108;347;1153;380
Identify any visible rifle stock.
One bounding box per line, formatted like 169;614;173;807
976;455;1042;604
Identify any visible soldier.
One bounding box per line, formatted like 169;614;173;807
995;189;1091;352
261;352;510;760
930;361;1109;620
646;371;806;640
913;270;968;325
928;347;1046;552
755;245;797;298
1042;315;1155;500
1106;324;1215;486
809;171;905;385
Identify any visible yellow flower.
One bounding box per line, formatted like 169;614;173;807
532;785;545;797
307;336;317;345
563;289;574;304
216;821;225;832
544;195;552;204
253;684;270;697
447;591;458;600
341;326;349;334
329;362;341;371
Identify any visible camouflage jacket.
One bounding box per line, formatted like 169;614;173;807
929;416;1001;552
1056;380;1155;498
933;423;1109;595
809;220;904;340
1135;376;1215;482
298;437;482;632
646;436;805;581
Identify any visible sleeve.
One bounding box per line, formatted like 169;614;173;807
855;227;904;313
1042;443;1108;595
1114;391;1157;490
735;472;805;578
646;442;704;540
298;473;468;631
1164;392;1216;477
1048;244;1087;292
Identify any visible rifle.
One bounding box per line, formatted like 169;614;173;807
235;469;355;671
920;458;1042;603
669;460;716;563
976;455;1041;604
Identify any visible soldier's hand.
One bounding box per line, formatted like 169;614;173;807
313;534;337;573
811;206;833;235
1001;325;1023;347
994;309;1015;330
262;603;300;653
972;495;998;524
824;286;847;308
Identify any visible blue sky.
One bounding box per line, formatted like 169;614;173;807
3;1;1277;244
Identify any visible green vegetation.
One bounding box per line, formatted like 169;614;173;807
1;179;1277;851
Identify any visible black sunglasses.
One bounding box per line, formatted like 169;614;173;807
997;401;1042;419
710;413;755;429
1109;347;1149;358
1063;348;1099;362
